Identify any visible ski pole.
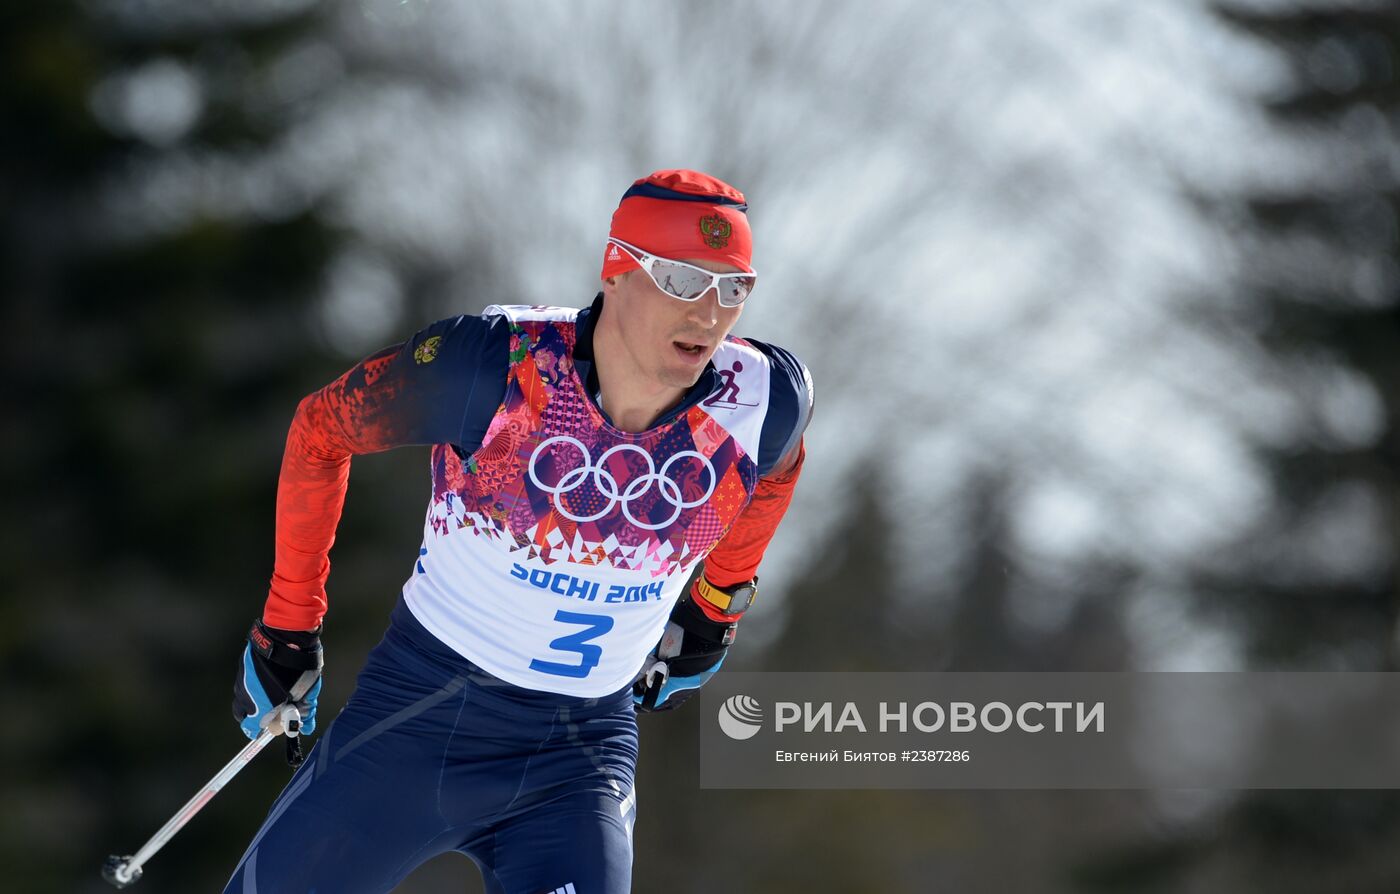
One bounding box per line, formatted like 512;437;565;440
102;671;317;889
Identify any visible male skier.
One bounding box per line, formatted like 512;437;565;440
225;169;812;893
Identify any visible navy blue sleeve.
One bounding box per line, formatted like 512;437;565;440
318;314;509;453
746;338;814;478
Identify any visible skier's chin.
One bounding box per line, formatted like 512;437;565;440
656;364;704;390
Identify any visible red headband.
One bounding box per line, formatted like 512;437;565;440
600;169;753;280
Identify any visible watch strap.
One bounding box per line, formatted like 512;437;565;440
694;576;758;617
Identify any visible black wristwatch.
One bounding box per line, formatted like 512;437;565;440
693;576;758;617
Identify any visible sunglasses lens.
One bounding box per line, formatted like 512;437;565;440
650;261;715;301
719;276;756;307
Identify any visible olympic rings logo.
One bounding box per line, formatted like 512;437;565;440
527;436;716;530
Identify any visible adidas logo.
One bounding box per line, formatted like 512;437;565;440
606;245;620;260
546;884;577;894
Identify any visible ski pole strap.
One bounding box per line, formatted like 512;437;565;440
285;735;305;768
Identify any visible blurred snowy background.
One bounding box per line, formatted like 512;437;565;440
6;0;1400;891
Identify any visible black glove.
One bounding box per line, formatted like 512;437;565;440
633;579;750;713
233;619;323;742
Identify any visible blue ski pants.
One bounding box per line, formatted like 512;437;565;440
223;596;639;894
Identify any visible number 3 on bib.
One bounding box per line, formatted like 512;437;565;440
529;610;615;679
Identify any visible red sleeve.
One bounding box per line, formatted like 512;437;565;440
693;439;806;623
262;350;404;630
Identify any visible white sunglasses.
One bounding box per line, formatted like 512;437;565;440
607;238;757;308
